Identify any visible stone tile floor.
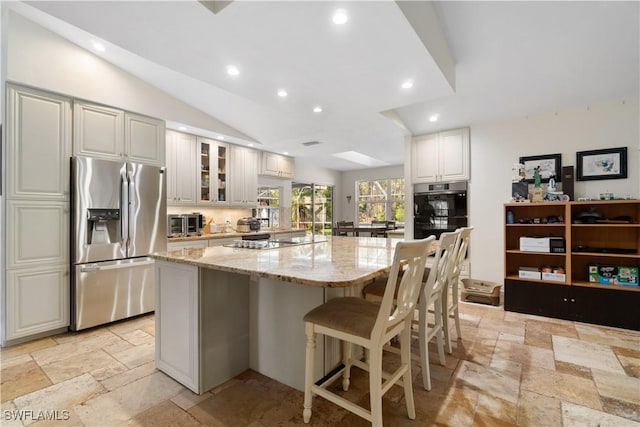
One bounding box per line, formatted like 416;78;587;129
1;302;639;426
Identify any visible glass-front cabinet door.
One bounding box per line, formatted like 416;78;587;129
197;137;228;205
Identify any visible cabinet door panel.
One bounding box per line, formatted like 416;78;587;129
175;133;197;205
155;261;199;392
263;153;280;176
439;129;469;181
73;102;124;159
244;148;258;204
166;131;196;205
7;201;69;268
125;113;165;166
6;266;70;340
411;134;439;183
8;86;71;199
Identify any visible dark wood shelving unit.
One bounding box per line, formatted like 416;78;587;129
504;200;640;330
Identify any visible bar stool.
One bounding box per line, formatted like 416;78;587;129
302;238;433;426
362;231;459;391
443;226;473;354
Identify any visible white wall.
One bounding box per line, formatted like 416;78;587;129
4;9;248;139
293;158;341;187
468;98;639;284
339;165;404;223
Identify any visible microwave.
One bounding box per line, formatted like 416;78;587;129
185;213;204;236
167;215;186;237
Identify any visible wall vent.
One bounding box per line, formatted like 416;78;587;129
301;140;321;147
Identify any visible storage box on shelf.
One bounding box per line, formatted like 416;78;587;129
504;200;639;330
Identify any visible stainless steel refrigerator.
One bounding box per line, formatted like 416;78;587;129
71;156;166;330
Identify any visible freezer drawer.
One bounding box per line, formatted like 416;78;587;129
72;257;155;330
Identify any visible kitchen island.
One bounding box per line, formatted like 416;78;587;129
151;235;402;393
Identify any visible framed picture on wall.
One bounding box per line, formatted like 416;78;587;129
519;153;562;183
576;147;627;181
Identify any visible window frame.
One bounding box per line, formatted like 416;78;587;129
355;177;405;225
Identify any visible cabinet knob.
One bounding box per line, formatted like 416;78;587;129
563;298;568;302
570;298;576;303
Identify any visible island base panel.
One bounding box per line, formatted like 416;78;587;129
250;277;328;391
200;269;250;393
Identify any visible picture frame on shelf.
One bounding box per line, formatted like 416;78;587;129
519;153;562;183
576;147;628;181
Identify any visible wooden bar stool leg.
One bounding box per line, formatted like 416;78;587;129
369;347;383;427
342;341;352;391
401;320;416;420
303;323;315;424
418;298;432;391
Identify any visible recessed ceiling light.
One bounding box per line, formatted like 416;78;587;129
332;9;349;25
92;42;105;52
283;151;289;155
248;143;254;147
429;114;439;122
277;89;288;97
178;126;187;131
401;80;414;89
217;135;225;140
226;65;239;76
313;106;323;113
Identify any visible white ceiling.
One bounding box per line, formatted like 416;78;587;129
18;1;640;171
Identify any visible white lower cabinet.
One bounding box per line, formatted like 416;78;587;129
155;261;250;394
6;265;69;341
155;261;200;391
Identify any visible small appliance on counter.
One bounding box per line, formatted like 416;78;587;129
237;217;261;233
167;213;204;237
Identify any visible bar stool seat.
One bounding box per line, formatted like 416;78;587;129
304;297;379;338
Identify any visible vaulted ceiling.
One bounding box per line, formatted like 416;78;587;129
16;1;640;170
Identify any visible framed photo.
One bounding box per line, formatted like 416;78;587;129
519;153;562;183
576;147;627;181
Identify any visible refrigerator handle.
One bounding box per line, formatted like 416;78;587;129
121;170;129;247
128;170;135;248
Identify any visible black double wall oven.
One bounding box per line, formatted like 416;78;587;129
414;181;468;240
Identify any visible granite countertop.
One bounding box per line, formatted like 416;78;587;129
153;236;403;288
168;228;306;242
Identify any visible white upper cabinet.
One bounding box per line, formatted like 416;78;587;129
73;102;164;166
412;127;469;183
125;112;165;166
197;137;228;206
73;102;124;159
229;145;258;206
166;130;197;205
260;152;294;179
7;85;72;200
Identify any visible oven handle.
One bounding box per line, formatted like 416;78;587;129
414;191;465;196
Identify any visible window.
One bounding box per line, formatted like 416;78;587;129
292;183;333;235
356;178;405;224
254;187;280;229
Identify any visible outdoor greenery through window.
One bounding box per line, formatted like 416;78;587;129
254;187;280;229
291;184;333;236
357;178;405;224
